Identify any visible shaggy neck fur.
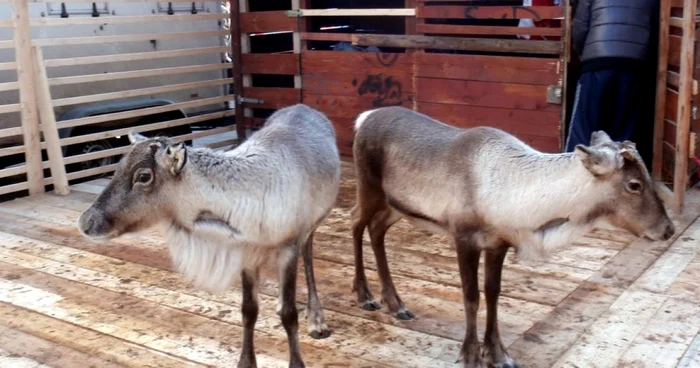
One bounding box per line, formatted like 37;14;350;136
486;151;614;262
160;143;288;293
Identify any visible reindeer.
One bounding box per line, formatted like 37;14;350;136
350;106;674;368
77;104;341;368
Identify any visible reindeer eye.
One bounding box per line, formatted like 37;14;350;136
133;170;153;186
626;181;642;193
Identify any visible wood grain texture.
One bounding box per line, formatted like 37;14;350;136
239;11;297;33
241;53;299;75
416;6;564;20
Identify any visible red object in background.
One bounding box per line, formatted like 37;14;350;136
518;0;562;41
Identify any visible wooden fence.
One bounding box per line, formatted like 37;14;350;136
232;0;568;157
0;0;235;199
655;0;699;212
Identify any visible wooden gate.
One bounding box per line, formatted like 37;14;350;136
655;0;699;213
232;0;569;157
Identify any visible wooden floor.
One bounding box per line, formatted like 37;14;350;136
1;163;700;368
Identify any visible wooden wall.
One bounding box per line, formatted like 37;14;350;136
655;0;699;212
235;1;567;157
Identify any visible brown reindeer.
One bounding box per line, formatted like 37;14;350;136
78;104;341;368
350;106;674;368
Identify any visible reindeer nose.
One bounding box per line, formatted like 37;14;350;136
662;223;675;241
78;209;106;237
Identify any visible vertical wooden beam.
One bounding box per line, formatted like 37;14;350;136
560;0;571;152
673;0;696;213
653;0;671;183
292;0;302;91
33;46;69;196
406;0;418;111
229;0;246;143
239;0;253;135
12;0;44;195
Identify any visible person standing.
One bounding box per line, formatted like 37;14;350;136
565;0;660;168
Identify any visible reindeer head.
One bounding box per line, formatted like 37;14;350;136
574;131;674;241
77;131;188;240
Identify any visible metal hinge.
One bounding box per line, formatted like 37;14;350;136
286;9;303;17
546;85;563;104
236;96;264;105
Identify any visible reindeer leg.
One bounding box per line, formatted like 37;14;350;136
351;201;381;311
455;233;486;368
238;268;259;368
368;207;412;320
278;247;305;368
301;233;331;339
483;245;519;368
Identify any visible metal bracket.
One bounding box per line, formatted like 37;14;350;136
547;85;563;104
236;96;264;105
285;9;302;17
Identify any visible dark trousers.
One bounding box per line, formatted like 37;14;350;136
564;69;653;167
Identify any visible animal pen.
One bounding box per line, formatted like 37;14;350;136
0;0;699;367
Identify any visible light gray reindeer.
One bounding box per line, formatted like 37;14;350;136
77;104;341;368
350;106;674;368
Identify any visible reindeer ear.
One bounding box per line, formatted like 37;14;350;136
590;130;613;146
161;142;187;176
128;130;148;145
575;144;621;176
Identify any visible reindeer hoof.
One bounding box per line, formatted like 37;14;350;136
309;327;332;340
361;300;381;311
394;308;415;320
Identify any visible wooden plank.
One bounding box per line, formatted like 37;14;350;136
415;78;559;112
669;34;681;68
301;51;413;75
668;70;699;94
48;63;231;86
507;282;624;368
673;0;697;212
239;11;297;33
0;324;126;368
241;87;300;109
0;303;201;368
32;31;229;47
32;46;69;196
552;290;668;367
0;235;457;367
351;34;561;54
413;52;560;85
416;102;560;138
30;13;227;26
297;8;415;16
241;53;299;75
617;298;700;367
12;0;44;196
56;95;232;130
303;73;412;103
44;46;228;68
416;23;563;37
666;88;679;123
52;78;231;108
416;5;565;20
303;94;412;119
678;334;700;368
299;32;353;42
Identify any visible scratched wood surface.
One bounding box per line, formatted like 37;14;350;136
0;162;699;367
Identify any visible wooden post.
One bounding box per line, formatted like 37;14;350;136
239;0;253;138
560;0;571;152
12;0;44;195
672;0;696;213
33;46;70;196
292;0;302;91
229;0;246;143
653;0;671;183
